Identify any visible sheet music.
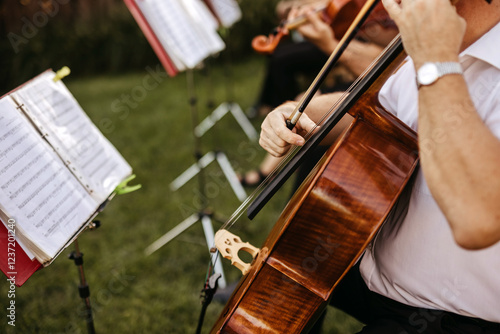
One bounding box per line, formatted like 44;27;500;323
137;0;225;69
182;0;225;53
11;71;132;203
0;209;35;259
208;0;242;27
0;97;99;262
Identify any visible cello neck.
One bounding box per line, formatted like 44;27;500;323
248;36;405;219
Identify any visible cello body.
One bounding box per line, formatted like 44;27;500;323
211;49;419;333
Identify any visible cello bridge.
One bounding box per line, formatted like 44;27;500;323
214;229;260;275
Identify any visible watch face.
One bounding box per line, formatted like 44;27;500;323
418;63;439;86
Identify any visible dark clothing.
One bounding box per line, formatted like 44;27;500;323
309;263;500;334
257;41;329;108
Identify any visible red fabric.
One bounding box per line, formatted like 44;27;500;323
0;221;42;287
123;0;179;77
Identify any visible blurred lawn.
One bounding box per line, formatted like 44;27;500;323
0;56;362;333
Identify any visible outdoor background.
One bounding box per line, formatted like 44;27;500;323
0;0;363;333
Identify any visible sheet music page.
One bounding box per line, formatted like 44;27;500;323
182;0;226;54
208;0;242;27
137;0;225;69
11;71;132;203
136;0;186;71
0;210;35;260
0;97;99;262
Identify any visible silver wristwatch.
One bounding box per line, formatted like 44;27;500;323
416;62;463;88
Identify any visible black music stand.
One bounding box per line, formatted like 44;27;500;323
68;220;101;334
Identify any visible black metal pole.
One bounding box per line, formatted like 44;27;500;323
195;273;221;334
187;69;209;211
68;239;96;334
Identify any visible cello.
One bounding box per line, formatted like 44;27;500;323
211;0;419;332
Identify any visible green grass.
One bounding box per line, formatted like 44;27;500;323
1;56;362;333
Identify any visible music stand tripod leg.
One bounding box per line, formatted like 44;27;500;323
200;214;227;288
194;103;230;138
169;150;247;203
227;102;258;141
169;152;216;192
144;212;227;288
144;213;200;256
215;151;246;202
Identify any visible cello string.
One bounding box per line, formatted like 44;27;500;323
208;36;404;292
208;39;395;270
209;0;392;261
207;93;348;266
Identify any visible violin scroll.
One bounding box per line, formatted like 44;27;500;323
251;31;287;55
251;0;366;55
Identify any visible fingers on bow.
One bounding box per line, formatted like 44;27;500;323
259;112;316;157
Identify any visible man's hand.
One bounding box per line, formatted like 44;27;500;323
259;102;317;157
382;0;466;68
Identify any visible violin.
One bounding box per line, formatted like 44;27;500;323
252;0;365;55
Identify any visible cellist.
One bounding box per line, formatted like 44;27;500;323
259;0;500;332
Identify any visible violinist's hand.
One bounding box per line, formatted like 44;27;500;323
259;102;317;157
382;0;466;69
288;5;338;54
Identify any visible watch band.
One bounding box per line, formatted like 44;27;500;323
438;62;464;76
417;62;463;88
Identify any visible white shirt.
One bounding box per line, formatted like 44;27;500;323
359;22;500;323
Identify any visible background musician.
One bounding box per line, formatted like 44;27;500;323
241;0;397;187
